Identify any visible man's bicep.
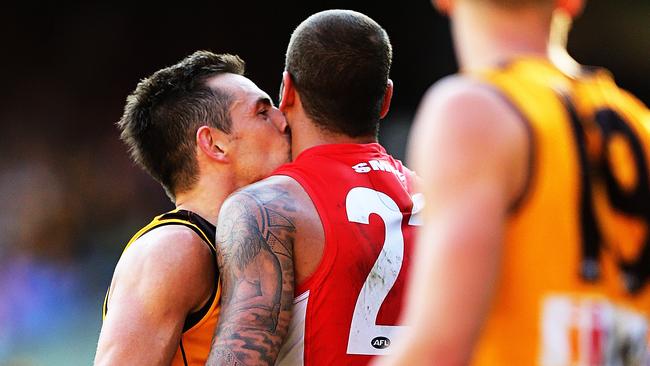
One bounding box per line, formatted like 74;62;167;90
408;78;516;314
96;288;184;365
95;230;212;365
208;187;295;365
404;118;511;361
95;256;186;365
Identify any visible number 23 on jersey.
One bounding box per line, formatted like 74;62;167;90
345;187;423;355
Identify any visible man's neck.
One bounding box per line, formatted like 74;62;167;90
291;113;377;160
452;1;553;72
289;115;376;160
174;173;234;226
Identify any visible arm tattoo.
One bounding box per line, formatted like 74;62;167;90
207;186;296;365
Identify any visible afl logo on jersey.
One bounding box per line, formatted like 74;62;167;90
371;336;391;349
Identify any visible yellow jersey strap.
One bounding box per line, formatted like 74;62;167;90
155;209;217;254
103;209;219;332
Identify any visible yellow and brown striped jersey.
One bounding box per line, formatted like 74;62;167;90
469;58;650;365
103;209;220;366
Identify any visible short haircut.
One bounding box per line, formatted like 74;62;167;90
118;51;245;201
285;10;392;138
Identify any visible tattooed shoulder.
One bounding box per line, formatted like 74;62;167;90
217;185;296;266
208;183;297;366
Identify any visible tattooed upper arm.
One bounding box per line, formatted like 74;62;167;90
207;184;296;366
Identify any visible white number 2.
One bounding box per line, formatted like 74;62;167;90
345;187;423;355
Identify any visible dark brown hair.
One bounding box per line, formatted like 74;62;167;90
285;10;392;138
118;51;244;200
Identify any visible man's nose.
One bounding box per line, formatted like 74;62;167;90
273;109;288;133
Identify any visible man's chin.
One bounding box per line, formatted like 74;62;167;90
269;155;291;174
250;158;290;183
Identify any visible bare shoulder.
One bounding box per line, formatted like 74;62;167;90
227;174;308;204
110;225;214;310
409;75;530;206
134;224;211;257
97;225;214;365
116;225;213;278
218;174;316;234
415;75;526;144
216;176;300;265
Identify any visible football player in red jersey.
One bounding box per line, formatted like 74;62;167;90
206;9;421;366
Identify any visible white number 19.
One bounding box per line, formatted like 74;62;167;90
346;187;423;355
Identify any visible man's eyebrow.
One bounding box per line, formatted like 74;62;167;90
255;97;273;108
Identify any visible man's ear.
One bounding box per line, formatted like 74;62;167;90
556;0;584;17
196;126;229;163
279;71;295;114
379;79;394;119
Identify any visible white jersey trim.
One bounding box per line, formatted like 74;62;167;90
275;291;309;366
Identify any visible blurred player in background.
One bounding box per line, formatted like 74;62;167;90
94;51;290;366
206;10;420;366
379;0;650;365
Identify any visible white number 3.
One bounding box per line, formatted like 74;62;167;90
345;187;423;355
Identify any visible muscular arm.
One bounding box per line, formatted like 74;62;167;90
94;226;215;366
207;183;296;366
379;77;530;365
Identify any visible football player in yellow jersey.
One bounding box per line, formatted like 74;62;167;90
94;51;290;365
379;0;650;365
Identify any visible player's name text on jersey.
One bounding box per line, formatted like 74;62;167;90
352;160;406;182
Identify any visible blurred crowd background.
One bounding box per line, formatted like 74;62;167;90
1;1;648;364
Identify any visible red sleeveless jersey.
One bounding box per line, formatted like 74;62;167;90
273;143;421;366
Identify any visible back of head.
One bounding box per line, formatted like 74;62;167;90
118;51;244;200
285;9;392;138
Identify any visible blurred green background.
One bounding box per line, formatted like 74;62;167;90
1;1;648;364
